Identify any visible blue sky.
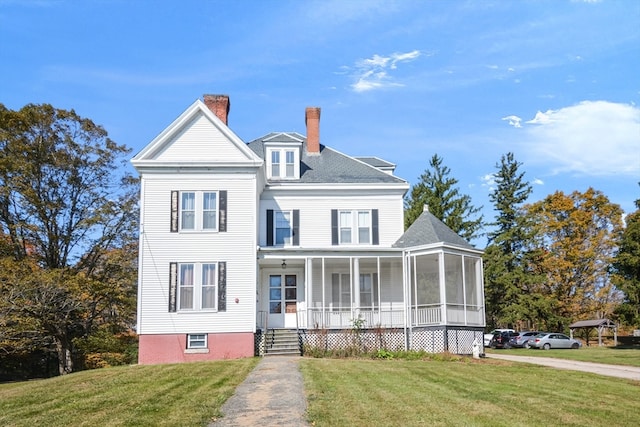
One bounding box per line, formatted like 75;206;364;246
1;0;638;246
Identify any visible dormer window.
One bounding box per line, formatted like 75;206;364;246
267;147;300;179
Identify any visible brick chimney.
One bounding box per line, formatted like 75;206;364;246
305;107;321;154
203;94;230;125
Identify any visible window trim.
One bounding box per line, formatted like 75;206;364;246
338;210;371;245
187;333;208;349
171;190;226;233
177;262;218;312
266;147;299;180
331;209;378;246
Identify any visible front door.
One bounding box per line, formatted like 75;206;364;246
268;273;298;328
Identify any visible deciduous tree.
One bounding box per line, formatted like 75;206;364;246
525;188;624;331
0;103;138;375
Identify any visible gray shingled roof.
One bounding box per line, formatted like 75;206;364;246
393;210;474;249
247;133;406;184
355;156;396;169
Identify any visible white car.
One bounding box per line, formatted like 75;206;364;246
484;328;515;347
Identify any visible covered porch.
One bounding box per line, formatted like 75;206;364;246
256;246;485;333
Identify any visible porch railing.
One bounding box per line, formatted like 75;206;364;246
262;304;481;330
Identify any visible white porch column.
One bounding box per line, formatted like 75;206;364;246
353;257;361;316
439;252;447;325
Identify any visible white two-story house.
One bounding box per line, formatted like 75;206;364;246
132;94;485;364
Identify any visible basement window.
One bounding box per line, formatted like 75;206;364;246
187;334;207;349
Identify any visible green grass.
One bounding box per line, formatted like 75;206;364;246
301;357;640;427
0;358;259;427
487;345;640;367
2;353;640;427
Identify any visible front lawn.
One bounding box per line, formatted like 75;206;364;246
301;357;640;426
0;358;259;427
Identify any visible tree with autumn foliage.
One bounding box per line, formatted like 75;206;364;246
0;103;138;376
524;188;624;331
404;154;484;241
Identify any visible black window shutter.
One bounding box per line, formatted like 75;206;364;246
292;209;300;246
168;262;177;312
219;190;227;232
170;191;179;232
372;209;379;245
218;261;226;312
266;210;274;246
331;209;338;245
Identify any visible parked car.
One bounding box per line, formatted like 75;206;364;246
508;331;540;348
489;331;519;349
484;328;514;347
529;332;582;350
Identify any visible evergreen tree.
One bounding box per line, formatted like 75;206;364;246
404;154;483;241
483;153;541;329
612;189;640;326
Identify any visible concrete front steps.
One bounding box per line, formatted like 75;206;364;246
264;328;301;356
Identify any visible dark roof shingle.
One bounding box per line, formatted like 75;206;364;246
247;133;406;184
393;209;474;249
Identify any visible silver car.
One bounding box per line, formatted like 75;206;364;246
529;332;582;350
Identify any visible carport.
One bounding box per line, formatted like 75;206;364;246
569;319;617;347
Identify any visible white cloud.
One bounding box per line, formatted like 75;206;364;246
517;101;640;176
480;173;496;190
532;178;544;185
502;115;522;128
348;50;422;92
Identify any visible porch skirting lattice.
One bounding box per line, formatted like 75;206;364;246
255;326;484;356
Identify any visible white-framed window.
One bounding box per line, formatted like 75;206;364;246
267;148;299;179
338;210;371;245
331;273;351;309
285;151;295;177
178;262;218;311
360;274;373;308
187;334;207;349
271;151;280;177
275;211;292;245
179;191;219;231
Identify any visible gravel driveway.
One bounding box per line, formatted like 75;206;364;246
486;353;640;381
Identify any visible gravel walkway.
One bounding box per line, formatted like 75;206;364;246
209;356;309;427
486;353;640;380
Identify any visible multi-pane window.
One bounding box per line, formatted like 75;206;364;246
187;334;207;349
271;151;280;177
275;211;292;245
202;193;217;230
285;151;295;177
268;148;298;179
181;192;195;230
331;273;351;309
178;262;217;311
339;212;352;243
201;264;217;309
339;210;371;244
360;274;373;308
179;191;218;231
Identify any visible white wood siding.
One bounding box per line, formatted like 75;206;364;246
137;174;258;334
151;112;250;163
259;193;404;248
